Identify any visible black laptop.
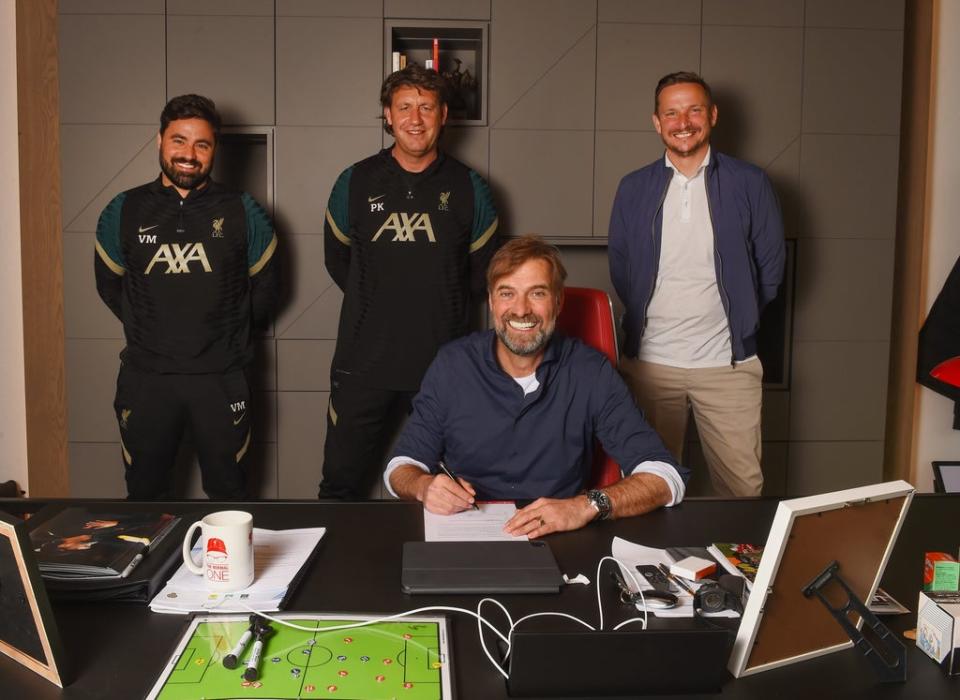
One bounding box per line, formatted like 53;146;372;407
504;627;731;697
401;541;564;594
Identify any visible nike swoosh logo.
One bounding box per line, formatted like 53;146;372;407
368;194;385;203
233;413;246;426
138;225;159;233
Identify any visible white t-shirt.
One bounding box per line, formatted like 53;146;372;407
638;149;734;368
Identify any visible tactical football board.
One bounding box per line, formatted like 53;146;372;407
147;613;452;700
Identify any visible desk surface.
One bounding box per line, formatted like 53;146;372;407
0;495;957;699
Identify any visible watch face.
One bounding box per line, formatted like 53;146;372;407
588;490;611;519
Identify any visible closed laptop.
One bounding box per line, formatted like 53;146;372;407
505;627;731;697
401;541;563;594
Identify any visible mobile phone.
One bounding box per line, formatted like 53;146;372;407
636;564;677;593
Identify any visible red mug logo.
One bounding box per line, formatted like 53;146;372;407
205;537;230;582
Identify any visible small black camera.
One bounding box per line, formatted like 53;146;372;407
694;575;745;615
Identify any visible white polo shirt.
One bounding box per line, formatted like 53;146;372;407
638;149;735;368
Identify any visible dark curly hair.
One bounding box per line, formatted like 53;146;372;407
160;94;221;140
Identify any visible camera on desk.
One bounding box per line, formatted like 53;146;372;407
694;574;746;615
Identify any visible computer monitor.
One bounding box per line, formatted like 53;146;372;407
932;461;960;493
729;480;914;678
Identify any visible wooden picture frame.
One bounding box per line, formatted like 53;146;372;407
0;509;68;687
729;480;915;678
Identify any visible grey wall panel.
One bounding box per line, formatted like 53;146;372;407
275;126;383;235
442;126;490;178
68;443;126;498
66;338;125;443
59;14;165;124
786;441;884;496
789;340;889;441
63;137;161;233
255;390;278;445
167;16;275;126
276;17;381;127
277;339;337;391
490;0;596;125
762;390;790;442
702;0;802;26
596;23;700;132
598;0;700;24
63;233;123;340
764;138;801;237
702;26;802;169
802;28;903;135
793;238;895;342
60;0;163;13
805;0;905;30
60;125;157;231
491;28;596;131
279;0;383;17
167;0;273;15
277;391;328;498
800;134;900;240
385;0;491;20
274;234;343;339
490;129;593;237
560;247;621;319
593;130;664;236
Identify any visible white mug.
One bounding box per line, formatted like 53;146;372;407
182;510;254;591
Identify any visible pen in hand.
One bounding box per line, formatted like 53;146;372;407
437;460;480;511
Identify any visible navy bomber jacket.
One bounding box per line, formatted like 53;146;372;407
390;331;688;501
608;151;785;362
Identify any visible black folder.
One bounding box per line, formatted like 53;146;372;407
401;541;563;594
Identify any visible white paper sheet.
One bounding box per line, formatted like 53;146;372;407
423;502;527;542
150;527;325;614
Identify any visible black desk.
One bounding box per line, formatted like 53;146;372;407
1;495;957;699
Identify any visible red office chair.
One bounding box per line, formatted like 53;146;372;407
556;287;622;488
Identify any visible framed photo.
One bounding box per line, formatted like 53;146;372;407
0;509;67;687
932;461;960;493
728;480;914;678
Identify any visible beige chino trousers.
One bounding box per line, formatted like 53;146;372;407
620;357;764;497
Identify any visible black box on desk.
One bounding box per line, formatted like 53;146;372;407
917;591;960;675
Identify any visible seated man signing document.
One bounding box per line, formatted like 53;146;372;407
386;236;690;538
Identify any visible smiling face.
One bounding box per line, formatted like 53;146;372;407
384;85;447;171
652;82;717;165
489;258;562;364
157;117;216;196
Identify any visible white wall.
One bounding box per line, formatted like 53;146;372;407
914;0;960;492
0;0;30;491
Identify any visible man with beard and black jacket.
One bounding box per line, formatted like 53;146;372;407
95;94;279;500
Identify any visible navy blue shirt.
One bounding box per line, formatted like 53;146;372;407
390;331;689;501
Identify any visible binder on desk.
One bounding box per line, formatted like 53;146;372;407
401;541;563;594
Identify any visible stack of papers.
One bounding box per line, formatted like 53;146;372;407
149;527;324;614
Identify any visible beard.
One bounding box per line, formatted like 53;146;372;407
495;314;554;357
159;153;211;191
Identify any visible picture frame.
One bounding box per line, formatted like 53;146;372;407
0;508;68;687
728;480;915;678
932;461;960;493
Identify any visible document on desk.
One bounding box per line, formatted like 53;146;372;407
611;536;738;619
149;527;325;614
423;502;527;542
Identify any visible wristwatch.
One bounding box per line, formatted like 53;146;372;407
585;489;612;521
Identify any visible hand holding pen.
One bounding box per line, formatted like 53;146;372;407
435;460;480;512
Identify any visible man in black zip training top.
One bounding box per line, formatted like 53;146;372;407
608;71;785;497
95;94;280;500
320;64;499;500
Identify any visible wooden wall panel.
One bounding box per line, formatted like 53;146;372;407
16;0;69;496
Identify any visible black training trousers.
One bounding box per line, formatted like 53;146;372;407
114;364;252;500
318;372;415;500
